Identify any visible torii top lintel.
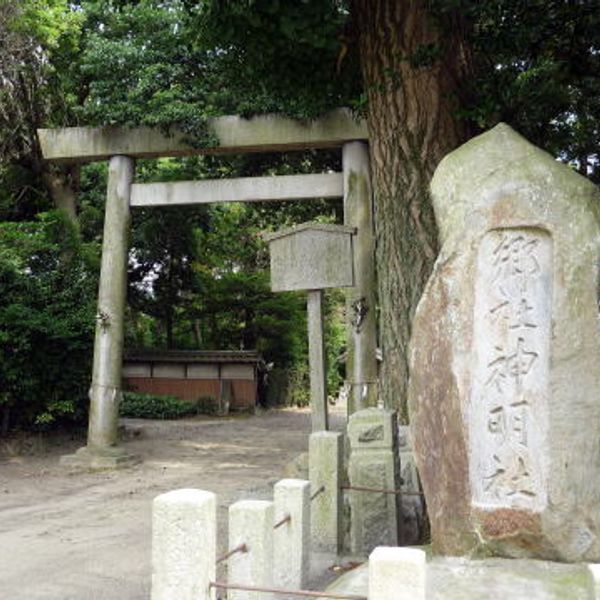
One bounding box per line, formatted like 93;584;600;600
37;108;368;164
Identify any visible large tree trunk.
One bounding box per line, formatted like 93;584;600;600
353;0;472;418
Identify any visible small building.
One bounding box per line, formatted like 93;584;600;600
122;350;263;411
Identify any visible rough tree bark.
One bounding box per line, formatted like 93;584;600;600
352;0;472;417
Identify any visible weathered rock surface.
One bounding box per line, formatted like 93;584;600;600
320;554;595;600
408;123;600;561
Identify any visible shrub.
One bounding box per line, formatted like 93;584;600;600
0;213;96;434
120;392;198;420
195;395;218;415
287;364;310;407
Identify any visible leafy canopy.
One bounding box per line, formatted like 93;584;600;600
0;211;97;429
75;1;599;178
1;0;599;431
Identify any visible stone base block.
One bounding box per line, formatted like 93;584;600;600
60;445;141;471
369;547;426;600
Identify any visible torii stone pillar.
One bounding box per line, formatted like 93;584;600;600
61;155;139;469
343;142;378;414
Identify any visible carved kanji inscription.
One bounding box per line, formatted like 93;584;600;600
471;229;552;510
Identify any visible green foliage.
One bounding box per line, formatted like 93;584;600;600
3;0;599;432
76;0;359;132
195;395;218;415
128;205;206;348
0;164;51;222
324;289;346;396
195;0;599;178
470;1;600;181
191;270;305;364
194;0;359;118
0;0;83;165
78;0;214;139
287;363;310;407
428;0;600;181
120;391;199;419
7;0;82;49
0;210;97;431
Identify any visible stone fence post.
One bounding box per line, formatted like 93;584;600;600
151;489;216;600
228;500;274;600
309;431;343;554
369;546;426;600
273;479;311;597
589;565;600;599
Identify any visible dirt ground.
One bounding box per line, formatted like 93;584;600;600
0;405;345;600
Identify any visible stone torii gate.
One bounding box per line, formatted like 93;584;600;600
37;109;378;469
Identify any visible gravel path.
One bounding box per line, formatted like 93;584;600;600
0;406;345;599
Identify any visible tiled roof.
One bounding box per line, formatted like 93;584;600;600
125;349;263;364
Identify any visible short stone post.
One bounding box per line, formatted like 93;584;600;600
589;565;600;598
273;479;310;596
228;500;274;600
307;290;328;431
342;142;378;415
368;547;426;600
152;489;216;600
348;408;400;554
309;431;343;554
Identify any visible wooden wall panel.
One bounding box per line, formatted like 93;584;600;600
123;377;257;409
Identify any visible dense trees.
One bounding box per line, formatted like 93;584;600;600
0;212;96;433
0;0;82;221
0;0;598;431
194;0;599;413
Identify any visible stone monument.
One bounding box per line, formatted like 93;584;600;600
408;123;600;561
